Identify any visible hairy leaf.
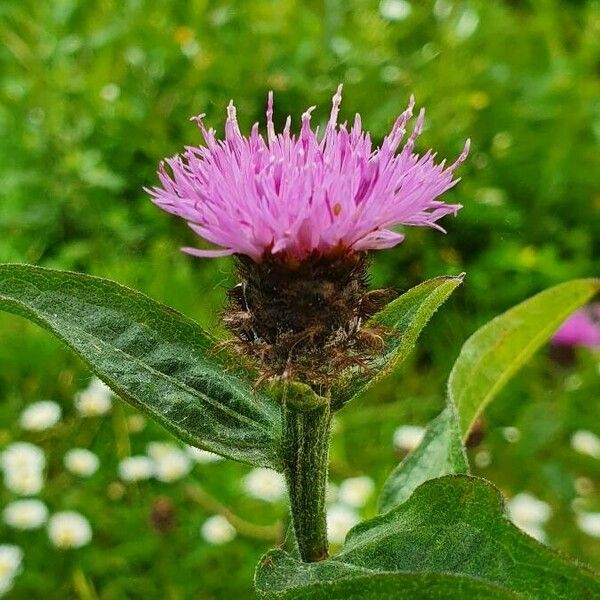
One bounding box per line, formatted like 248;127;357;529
335;275;464;407
449;278;600;438
378;404;467;513
0;264;281;469
256;476;600;599
379;278;599;513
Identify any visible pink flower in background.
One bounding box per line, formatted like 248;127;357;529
146;86;469;261
552;304;600;349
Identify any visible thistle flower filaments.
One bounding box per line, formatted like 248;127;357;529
147;87;469;387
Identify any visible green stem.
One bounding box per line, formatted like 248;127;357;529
282;399;331;562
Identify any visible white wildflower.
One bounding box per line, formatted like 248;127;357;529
126;414;146;433
327;504;359;544
3;499;48;530
186;446;224;464
147;443;191;483
576;512;600;538
507;492;551;542
393;425;425;452
571;430;600;459
0;544;23;597
243;468;286;502
146;441;174;460
19;400;62;431
74;378;112;417
3;470;44;496
118;456;154;482
1;442;45;496
338;476;374;508
64;449;100;477
47;511;92;549
201;515;236;544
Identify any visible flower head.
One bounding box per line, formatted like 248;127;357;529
147;89;469;387
64;448;100;478
146;442;192;482
201;515;236;545
47;511;92;549
118;456;154;482
74;377;112;416
507;492;551;543
19;400;61;431
552;304;600;349
0;544;23;596
326;504;359;545
242;467;287;502
147;86;469;262
1;442;45;496
3;499;48;530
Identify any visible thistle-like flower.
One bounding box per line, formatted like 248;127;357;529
147;87;469;387
552;304;600;349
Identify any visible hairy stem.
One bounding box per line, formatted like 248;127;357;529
283;399;331;562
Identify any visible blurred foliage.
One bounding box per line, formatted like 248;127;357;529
0;0;599;597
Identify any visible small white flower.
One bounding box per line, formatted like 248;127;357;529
64;449;100;478
502;426;521;443
576;512;600;538
327;504;359;544
146;441;174;460
47;511;92;549
74;378;112;417
379;0;412;22
1;442;45;472
0;544;23;577
3;470;45;496
126;414;146;433
393;425;425;452
243;468;287;502
3;499;48;530
147;443;192;483
474;449;492;468
186;446;224;464
518;522;547;543
507;492;551;542
0;544;23;596
154;451;192;483
1;442;45;496
338;476;374;508
118;456;154;482
571;430;600;459
201;515;236;544
19;400;62;431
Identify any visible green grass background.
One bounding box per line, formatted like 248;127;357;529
0;0;599;597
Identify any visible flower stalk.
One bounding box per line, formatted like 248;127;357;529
281;383;331;562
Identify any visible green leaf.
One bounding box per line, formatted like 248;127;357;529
379;278;599;513
0;264;281;469
378;403;467;513
334;275;464;407
256;476;600;599
449;278;600;438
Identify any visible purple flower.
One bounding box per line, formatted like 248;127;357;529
146;86;469;261
552;304;600;349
